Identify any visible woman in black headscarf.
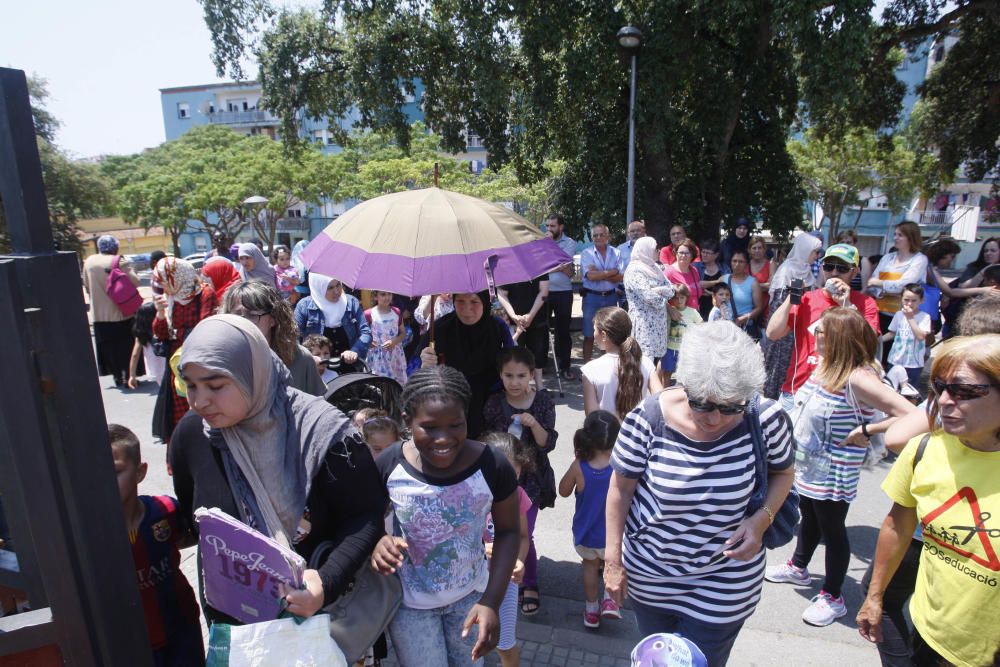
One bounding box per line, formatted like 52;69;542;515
419;291;514;437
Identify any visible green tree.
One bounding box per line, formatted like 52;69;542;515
903;8;1000;182
789;127;942;240
0;75;110;253
110;125;330;254
199;0;929;244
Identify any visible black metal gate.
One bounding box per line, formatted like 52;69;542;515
0;67;153;665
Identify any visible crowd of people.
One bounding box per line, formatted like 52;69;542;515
73;220;1000;667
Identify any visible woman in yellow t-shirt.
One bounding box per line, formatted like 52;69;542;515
857;334;1000;667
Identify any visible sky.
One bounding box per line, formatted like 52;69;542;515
4;0;899;160
2;0;245;158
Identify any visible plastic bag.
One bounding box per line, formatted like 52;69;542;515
206;614;348;667
789;383;833;484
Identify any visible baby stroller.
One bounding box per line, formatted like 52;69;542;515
322;355;404;420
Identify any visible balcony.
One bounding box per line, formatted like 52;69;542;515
208;110;280;125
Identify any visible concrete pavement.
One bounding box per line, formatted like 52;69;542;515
101;336;888;666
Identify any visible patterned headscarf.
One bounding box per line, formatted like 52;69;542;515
154;257;202;305
97;235;119;254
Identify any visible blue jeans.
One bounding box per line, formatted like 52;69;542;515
582;292;619;338
631;600;745;667
389;589;484;667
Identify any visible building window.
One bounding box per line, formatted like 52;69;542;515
312;129;325;143
286;209;303;218
177;103;190;119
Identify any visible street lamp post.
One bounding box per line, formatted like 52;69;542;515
617;26;642;225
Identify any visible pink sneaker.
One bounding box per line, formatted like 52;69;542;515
600;597;622;620
583;609;600;628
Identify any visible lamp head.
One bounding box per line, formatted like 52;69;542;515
617;26;643;50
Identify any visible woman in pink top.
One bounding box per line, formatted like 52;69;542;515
663;239;703;304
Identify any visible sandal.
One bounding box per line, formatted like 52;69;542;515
520;587;540;616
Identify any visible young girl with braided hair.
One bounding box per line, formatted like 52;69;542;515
581;307;661;421
372;366;520;666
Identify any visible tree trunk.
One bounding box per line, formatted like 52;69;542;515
637;138;675;246
171;227;181;256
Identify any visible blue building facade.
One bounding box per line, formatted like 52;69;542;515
159;79;486;255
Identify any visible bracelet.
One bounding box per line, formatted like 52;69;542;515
760;505;775;525
861;422;870;438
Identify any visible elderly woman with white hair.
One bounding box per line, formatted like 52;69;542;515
605;320;795;666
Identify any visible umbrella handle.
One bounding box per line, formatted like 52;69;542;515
428;294;437;346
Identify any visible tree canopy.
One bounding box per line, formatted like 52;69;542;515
789;127;943;241
199;0;991;244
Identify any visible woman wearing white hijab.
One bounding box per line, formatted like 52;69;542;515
762;232;823;398
623;236;675;363
237;243;277;286
293;273;372;366
172;314;385;624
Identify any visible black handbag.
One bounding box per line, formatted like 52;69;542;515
745;394;799;548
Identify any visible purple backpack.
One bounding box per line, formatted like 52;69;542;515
105;255;143;317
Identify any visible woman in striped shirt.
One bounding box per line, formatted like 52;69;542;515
765;308;915;627
605;320;795;667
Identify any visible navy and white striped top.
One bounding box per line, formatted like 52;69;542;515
611;390;793;624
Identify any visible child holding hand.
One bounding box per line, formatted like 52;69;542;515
559;411;621;629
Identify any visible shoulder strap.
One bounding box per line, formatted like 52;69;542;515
745;394;768;489
912;433;931;471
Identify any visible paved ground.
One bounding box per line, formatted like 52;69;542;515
99;313;889;666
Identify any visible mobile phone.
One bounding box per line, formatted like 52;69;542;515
790;278;804;305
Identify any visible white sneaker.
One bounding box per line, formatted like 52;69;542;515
802;591;847;627
764;559;810;585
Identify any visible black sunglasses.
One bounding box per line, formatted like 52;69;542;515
822;263;852;274
931;378;999;401
688;397;748;415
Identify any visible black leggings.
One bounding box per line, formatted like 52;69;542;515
792;497;851;598
861;539;922;667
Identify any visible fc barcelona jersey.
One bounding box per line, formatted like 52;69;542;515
129;495;201;649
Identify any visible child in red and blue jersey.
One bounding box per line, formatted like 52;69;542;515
110;424;203;666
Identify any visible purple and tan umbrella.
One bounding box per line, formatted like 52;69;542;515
300;187;571;297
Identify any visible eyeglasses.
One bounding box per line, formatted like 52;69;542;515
822;263;852;274
931;378;999;401
688;397;748;415
241;310;270;323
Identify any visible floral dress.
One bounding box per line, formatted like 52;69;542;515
623;268;670;359
365;307;408;385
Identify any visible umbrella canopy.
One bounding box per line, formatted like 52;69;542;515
301;188;572;297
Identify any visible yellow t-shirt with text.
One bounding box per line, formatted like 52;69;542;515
882;433;1000;667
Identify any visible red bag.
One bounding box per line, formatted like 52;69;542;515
106;255;143;317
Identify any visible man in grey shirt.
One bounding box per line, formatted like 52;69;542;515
546;214;578;380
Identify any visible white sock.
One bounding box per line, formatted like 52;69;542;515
585;600;599;613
